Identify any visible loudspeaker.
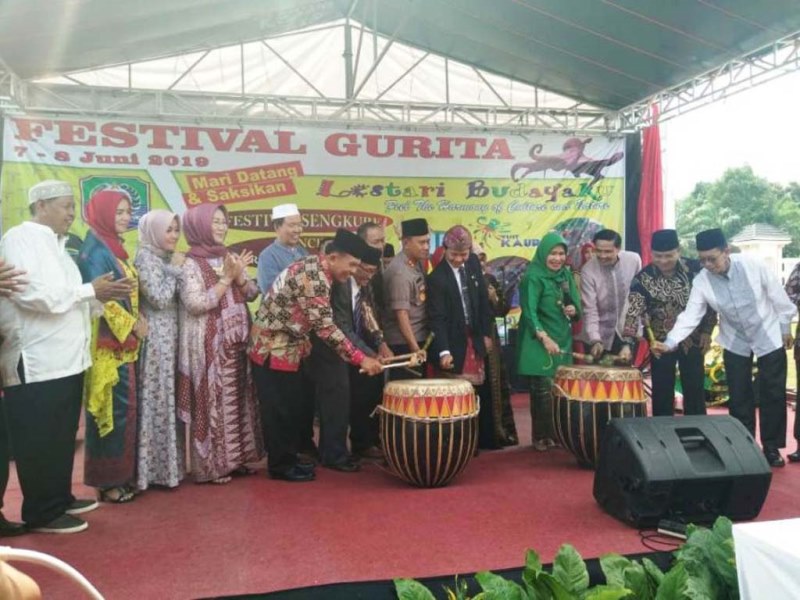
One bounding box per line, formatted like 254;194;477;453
593;416;772;528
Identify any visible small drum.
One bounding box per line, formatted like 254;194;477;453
378;379;479;488
552;365;647;468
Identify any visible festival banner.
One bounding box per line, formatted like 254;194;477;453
1;117;625;267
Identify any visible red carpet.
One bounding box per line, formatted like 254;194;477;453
3;396;799;599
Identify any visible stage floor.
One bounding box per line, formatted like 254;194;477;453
3;397;799;599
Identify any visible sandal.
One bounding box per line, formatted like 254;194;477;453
98;487;135;504
533;440;549;452
209;476;232;485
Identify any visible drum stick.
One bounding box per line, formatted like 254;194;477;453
360;360;420;374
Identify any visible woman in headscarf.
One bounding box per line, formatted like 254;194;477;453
516;232;581;451
79;189;145;503
177;204;263;484
134;210;185;490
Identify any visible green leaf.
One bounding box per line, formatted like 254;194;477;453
621;563;652;600
583;585;634;600
552;544;590;595
394;578;437;600
538;572;574;600
712;516;733;541
525;549;543;575
642;558;665;588
655;563;689;600
599;554;632;588
474;571;526;600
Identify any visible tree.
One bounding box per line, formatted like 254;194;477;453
675;166;800;256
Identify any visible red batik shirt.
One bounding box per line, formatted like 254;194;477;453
249;255;366;371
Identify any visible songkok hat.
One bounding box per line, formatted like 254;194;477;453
360;245;383;267
327;228;368;258
272;203;300;219
28;180;73;205
696;228;727;251
400;218;429;237
442;225;473;252
651;229;679;252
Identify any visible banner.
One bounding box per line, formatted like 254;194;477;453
1;117;625;265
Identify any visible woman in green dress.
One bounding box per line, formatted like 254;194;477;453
516;232;581;451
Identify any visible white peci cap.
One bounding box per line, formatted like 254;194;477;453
28;180;73;205
271;203;300;219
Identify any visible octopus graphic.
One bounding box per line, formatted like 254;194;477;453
511;137;624;189
472;216;511;247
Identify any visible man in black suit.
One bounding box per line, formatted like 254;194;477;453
427;226;492;385
310;244;389;470
331;245;391;460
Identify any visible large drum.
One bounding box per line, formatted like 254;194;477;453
552;365;647;468
378;379;479;487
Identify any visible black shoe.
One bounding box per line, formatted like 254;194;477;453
295;461;316;475
0;514;25;537
66;498;100;515
29;514;88;534
764;449;786;468
323;460;361;473
269;466;316;482
788;449;800;463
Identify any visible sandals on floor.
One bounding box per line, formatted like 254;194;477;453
209;476;232;485
98;487;135;504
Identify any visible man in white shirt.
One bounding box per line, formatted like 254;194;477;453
0;180;134;533
653;228;796;467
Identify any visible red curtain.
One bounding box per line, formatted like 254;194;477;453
635;105;664;368
636;104;664;265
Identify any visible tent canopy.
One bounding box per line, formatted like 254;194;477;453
2;0;800;112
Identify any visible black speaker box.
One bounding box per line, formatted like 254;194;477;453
593;416;772;528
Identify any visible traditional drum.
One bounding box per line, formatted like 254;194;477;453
552;365;647;468
378;378;479;487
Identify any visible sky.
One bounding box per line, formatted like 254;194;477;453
660;69;800;226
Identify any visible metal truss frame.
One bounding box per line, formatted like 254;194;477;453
3;23;800;135
616;30;800;130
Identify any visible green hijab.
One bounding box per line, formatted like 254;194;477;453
526;231;570;282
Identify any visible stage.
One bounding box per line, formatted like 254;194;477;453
2;396;798;599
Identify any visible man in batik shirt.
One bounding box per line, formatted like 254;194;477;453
249;229;383;482
620;229;716;416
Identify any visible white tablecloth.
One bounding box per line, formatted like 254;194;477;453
733;518;800;600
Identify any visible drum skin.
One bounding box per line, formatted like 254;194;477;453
552;365;647;468
379;379;478;487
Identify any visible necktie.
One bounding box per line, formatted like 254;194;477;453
353;288;366;338
458;266;472;326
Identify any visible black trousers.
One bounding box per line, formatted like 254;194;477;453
2;374;82;526
309;337;351;466
296;361;317;454
388;343;426;380
650;345;707;417
349;366;383;453
253;362;305;474
794;358;800;441
0;397;9;513
724;348;787;451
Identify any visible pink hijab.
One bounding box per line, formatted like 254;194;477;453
138;209;178;257
182;204;228;259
